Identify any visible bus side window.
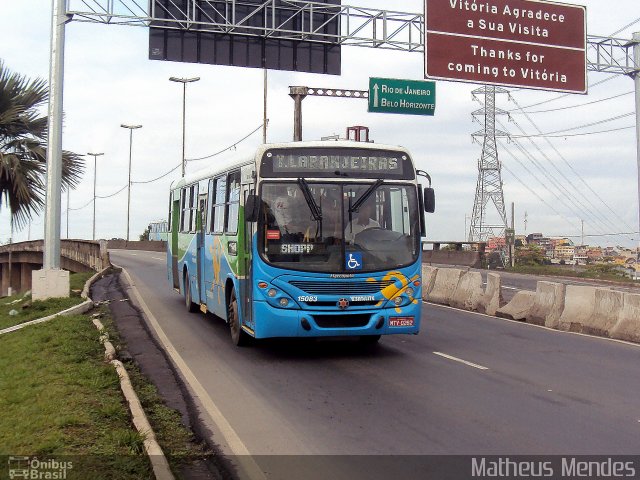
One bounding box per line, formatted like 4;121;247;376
225;170;241;234
213;176;227;234
179;187;189;232
207;179;215;233
188;184;198;233
168;193;172;232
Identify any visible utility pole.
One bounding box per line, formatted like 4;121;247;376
634;32;640;262
121;124;142;241
263;69;268;144
511;202;515;268
169;77;199;177
87;152;104;240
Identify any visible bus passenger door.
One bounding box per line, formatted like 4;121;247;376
170;196;180;289
196;197;206;305
240;185;254;328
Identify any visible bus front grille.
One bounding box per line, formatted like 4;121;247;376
289;280;393;295
312;314;371;328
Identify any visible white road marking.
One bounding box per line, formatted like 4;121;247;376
433;351;489;370
116;265;266;480
423;301;640;349
151;256;164;261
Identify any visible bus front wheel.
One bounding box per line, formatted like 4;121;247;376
228;289;250;346
184;272;198;313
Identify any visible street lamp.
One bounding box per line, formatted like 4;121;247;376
120;124;142;241
87;152;104;241
169;76;200;177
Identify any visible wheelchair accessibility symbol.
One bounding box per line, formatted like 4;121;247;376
346;252;363;270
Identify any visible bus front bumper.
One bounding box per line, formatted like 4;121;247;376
251;301;421;339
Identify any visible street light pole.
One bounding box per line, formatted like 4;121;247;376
87;152;104;241
169;77;200;177
120;124;142;241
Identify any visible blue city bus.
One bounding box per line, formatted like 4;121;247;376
167;141;435;345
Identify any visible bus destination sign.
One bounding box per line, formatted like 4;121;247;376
268;151;404;175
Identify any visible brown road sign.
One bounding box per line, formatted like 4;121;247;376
425;0;587;93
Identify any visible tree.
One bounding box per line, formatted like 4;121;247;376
0;61;84;229
515;244;546;266
139;225;150;241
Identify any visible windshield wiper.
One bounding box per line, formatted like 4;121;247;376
297;178;322;221
349;179;384;213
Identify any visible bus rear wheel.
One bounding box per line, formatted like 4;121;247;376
184;272;198;313
228;289;250;346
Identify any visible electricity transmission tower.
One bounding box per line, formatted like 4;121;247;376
468;86;509;242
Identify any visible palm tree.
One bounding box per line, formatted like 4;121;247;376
0;60;84;230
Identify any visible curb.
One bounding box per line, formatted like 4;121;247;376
0;266;175;480
0;267;112;336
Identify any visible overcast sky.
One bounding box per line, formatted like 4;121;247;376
1;0;639;248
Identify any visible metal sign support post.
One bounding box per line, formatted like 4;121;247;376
33;0;70;300
634;32;640;261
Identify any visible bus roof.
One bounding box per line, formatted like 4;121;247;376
171;140;412;189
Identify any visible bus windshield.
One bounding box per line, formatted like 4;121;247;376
259;182;419;273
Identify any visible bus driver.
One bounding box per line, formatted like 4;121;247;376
345;202;380;243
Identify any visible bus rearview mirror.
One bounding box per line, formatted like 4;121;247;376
424;188;435;213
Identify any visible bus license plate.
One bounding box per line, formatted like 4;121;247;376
389;317;414;327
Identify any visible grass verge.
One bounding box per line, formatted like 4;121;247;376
0;302;209;478
0;272;94;330
507;264;639;285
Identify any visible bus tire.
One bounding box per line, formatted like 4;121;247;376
184;272;198;313
228;289;250;346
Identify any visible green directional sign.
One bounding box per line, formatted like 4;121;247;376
368;77;436;116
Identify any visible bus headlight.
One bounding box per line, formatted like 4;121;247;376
279;298;289;307
394;296;403;306
405;287;415;297
267;288;278;298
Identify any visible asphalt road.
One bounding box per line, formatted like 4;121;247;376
110;250;640;478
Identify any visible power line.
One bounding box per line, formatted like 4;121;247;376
187;123;264;162
500;118;635;242
508;74;619;111
508;91;633;115
132;164;181;184
508;112;635;138
509;95;638;234
499;138;608;235
510;125;634;138
68;123;266;211
609;16;640;37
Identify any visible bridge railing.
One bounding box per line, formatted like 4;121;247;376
0;240;110;295
422;241;487;269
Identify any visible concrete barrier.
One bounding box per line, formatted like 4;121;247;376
421;265;438;301
528;281;566;328
496;291;536;321
581;288;624;337
450;271;484;311
610;293;640;343
427;268;464;305
480;272;503;316
557;285;597;333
